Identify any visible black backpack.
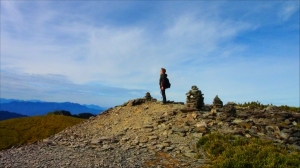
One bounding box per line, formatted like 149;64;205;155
165;77;171;89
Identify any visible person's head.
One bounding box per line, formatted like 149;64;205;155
161;68;166;74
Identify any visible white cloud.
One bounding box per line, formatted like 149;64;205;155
1;3;254;87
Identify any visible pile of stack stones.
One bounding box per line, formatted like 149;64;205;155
144;92;157;102
144;92;152;101
213;95;223;108
185;85;204;110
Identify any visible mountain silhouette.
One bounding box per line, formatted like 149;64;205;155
0;111;28;121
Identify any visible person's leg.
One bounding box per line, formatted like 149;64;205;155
161;89;166;104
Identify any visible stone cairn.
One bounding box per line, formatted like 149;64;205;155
213;95;223;108
185;85;204;110
144;92;153;101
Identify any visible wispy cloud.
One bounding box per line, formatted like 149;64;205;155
278;1;299;21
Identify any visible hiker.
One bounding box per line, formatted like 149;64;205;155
159;68;168;104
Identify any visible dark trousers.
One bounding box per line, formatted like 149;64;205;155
161;89;166;103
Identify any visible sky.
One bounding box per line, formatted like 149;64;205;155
1;1;299;108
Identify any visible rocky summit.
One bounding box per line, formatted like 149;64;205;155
0;92;299;168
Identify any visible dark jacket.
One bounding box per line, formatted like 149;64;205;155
159;74;168;88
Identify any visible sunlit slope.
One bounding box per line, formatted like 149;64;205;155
0;115;85;150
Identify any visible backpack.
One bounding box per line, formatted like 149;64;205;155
165;77;171;89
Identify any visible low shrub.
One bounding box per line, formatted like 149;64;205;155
236;101;300;112
197;133;300;168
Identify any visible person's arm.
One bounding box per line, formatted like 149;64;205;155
159;76;161;86
160;75;165;89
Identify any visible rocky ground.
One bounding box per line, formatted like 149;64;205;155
0;98;299;168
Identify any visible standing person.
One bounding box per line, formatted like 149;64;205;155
159;68;167;104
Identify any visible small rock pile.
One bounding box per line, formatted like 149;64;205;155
213;95;223;108
122;92;157;107
185;86;204;110
224;102;236;113
145;92;152;100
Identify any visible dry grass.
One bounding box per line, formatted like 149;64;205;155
144;152;189;168
0;115;85;150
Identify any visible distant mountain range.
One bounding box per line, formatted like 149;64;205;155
0;111;28;121
0;98;42;103
0;98;106;116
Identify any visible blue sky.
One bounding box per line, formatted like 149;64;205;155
1;1;299;107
